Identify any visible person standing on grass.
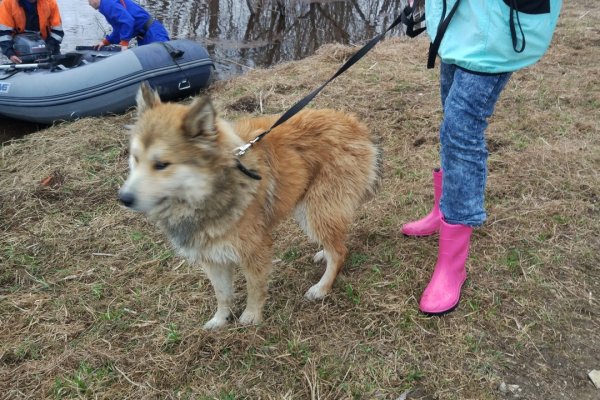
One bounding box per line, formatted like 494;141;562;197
88;0;169;52
401;0;562;315
0;0;64;63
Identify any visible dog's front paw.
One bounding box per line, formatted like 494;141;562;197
239;309;263;326
304;284;330;300
203;315;230;330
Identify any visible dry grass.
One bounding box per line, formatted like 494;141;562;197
1;1;599;399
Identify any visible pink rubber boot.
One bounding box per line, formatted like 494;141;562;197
401;168;443;237
419;219;472;315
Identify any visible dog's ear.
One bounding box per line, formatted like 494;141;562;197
183;96;217;140
136;81;161;115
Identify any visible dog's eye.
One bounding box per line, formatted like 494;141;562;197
154;161;171;171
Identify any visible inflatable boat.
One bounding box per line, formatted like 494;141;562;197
0;39;214;124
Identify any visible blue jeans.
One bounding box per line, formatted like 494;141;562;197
438;62;512;227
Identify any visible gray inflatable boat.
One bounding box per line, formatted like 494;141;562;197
0;39;214;124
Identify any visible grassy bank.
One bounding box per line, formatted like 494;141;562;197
1;1;599;399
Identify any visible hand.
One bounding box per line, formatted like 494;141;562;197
9;55;22;64
120;45;128;52
94;41;105;51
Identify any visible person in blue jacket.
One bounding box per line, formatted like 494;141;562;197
88;0;169;51
401;0;562;315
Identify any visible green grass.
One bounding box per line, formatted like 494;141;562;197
344;283;361;305
164;322;182;350
52;362;116;398
13;340;42;362
100;307;123;322
281;247;301;262
348;252;369;268
91;284;104;300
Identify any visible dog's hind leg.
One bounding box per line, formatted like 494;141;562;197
313;250;326;264
202;262;235;330
304;240;348;300
296;200;350;300
239;250;273;326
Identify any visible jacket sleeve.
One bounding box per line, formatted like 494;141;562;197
47;0;64;44
104;0;135;45
0;1;16;57
44;0;63;54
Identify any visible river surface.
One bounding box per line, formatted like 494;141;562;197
1;0;412;141
59;0;411;79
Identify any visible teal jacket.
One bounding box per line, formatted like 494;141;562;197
425;0;562;73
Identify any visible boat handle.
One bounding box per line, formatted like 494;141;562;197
178;79;191;90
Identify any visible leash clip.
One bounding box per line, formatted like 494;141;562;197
233;140;262;180
234;132;264;156
234;142;252;156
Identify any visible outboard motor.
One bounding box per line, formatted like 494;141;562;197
13;32;50;63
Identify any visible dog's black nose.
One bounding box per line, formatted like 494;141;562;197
118;191;136;208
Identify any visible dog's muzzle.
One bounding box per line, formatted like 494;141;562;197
118;191;136;208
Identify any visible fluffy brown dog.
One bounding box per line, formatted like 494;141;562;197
118;83;382;329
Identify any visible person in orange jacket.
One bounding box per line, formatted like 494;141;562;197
0;0;64;64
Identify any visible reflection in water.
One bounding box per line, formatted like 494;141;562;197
54;0;411;79
134;0;410;79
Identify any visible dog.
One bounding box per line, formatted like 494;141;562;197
118;82;382;329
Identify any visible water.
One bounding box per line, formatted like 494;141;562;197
1;0;411;141
59;0;411;79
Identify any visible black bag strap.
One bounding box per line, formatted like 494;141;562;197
508;0;526;53
427;0;461;69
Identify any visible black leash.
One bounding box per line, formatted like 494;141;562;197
234;4;420;180
402;4;426;38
